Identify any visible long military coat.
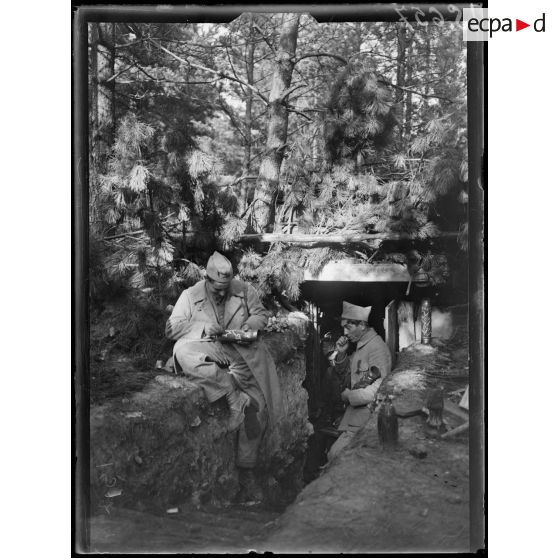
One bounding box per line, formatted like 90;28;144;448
166;279;283;424
332;327;392;432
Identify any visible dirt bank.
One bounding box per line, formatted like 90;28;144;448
85;308;471;553
88;327;309;519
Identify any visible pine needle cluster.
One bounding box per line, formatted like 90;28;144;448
323;62;397;164
93;112;232;304
237;246;343;304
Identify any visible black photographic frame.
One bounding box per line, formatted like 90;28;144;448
72;3;486;552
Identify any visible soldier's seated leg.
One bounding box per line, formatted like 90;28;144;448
327;431;355;461
174;340;235;403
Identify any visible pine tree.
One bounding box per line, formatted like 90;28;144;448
88;18;469;309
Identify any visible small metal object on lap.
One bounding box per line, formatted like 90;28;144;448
215;330;259;344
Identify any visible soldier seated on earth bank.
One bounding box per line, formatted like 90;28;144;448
304;302;392;483
165;251;283;504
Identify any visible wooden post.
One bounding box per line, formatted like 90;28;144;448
308;302;322;399
420;298;432;344
384;299;398;367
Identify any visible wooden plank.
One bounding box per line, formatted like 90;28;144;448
444;398;469;421
385;299;398;366
239;232;458;244
304;301;322;414
459;386;469;410
311;302;322;397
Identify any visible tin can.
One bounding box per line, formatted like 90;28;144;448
217;330;259;344
378;396;398;447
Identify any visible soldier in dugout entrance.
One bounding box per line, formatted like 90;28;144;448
304;301;392;483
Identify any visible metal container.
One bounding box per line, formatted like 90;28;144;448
378;396;398;447
414;268;430;287
217;329;259;344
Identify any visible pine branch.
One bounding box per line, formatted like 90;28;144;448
285;106;313;121
295;52;348;65
115;52;221;86
224;43;246;96
279;83;307;103
379;79;454;103
217;95;248;142
253;22;276;53
133;64;160;82
103;230;145;241
149;39;269;105
104;64;135;84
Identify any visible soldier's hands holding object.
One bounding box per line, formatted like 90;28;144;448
341;388;351;402
214;355;231;367
206;323;224;337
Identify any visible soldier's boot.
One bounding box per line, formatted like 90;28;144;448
236;468;263;505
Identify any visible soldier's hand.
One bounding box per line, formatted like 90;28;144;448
335;335;349;354
215;355;230;367
241;323;251;332
206;323;224;337
341;388;350;402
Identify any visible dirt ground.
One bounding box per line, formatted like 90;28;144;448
263;408;469;553
85;308;472;553
89;429;468;554
88;503;283;553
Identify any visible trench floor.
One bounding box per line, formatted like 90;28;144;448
88;503;283;553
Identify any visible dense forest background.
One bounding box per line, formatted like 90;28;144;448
88;14;468;312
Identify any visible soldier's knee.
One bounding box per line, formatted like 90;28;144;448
327;431;354;461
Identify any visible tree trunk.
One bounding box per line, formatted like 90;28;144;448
239;14;255;214
404;32;415;140
424;33;431;98
89;24;99;149
89;24;100;230
395;23;407;144
96;23;116;169
352;22;364;169
251;13;300;233
353;21;362;54
395;23;407;104
90;23;115;235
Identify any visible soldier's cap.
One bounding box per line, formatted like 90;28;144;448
206;251;233;285
341;301;371;323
